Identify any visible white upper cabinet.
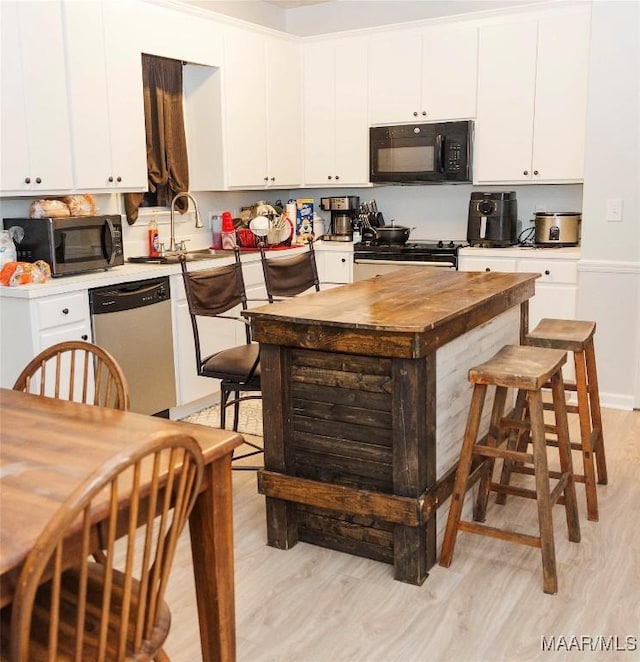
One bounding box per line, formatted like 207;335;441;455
303;37;369;187
0;1;73;195
368;24;478;125
221;28;302;189
63;1;147;192
475;8;590;184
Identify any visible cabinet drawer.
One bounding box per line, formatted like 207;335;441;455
458;256;517;273
518;259;577;284
37;292;89;330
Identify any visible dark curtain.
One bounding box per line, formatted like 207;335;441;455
124;54;189;225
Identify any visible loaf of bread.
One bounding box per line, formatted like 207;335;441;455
29;199;70;218
62;194;97;217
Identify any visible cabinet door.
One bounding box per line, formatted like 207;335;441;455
369;32;422;125
475;20;537;183
265;36;302;187
334;38;369;185
0;1;72;194
421;24;478;121
532;11;590;182
303;42;337;186
317;250;352;284
223;29;268;188
101;1;147;190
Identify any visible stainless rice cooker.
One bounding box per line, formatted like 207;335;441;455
534;212;581;246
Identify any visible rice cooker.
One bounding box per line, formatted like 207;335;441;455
534;212;581;246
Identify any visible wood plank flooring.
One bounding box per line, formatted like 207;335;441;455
164;406;640;661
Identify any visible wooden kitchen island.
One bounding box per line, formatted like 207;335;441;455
246;268;538;585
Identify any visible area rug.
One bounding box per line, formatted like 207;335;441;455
182;399;263;437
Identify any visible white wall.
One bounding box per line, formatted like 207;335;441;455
579;0;640;409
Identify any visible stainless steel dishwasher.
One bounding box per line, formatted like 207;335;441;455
89;276;177;416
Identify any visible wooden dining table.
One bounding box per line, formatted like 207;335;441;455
0;387;243;662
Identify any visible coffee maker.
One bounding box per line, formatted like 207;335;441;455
467;191;518;247
320;196;360;241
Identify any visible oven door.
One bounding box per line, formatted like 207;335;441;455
353;259;455;282
369;121;472;184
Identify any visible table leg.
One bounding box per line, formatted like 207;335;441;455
189;454;236;662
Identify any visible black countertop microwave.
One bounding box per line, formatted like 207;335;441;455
3;215;124;277
370;120;473;184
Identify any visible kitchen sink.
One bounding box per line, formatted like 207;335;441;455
127;249;233;264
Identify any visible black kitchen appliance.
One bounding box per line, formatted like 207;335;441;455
320;196;360;241
2;215;124;277
353;239;467;270
370;121;472;184
467;191;518;247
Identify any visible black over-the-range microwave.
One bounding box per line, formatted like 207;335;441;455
370;120;473;184
3;215;124;277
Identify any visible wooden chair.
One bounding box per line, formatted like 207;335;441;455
521;318;607;521
259;241;320;303
180;250;262;469
1;431;204;662
13;340;130;411
439;344;581;594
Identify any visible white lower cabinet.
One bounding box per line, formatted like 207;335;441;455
458;248;579;330
315;245;353;286
0;291;91;389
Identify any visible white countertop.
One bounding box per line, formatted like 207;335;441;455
0;246;307;300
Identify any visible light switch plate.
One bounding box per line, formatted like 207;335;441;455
606;198;623;222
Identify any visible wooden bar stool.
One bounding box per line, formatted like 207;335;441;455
521;318;607;522
439;344;581;594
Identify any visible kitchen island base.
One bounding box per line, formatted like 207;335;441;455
248;269;536;585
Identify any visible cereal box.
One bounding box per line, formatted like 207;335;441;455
295;199;314;244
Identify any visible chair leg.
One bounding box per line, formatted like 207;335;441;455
474;385;508;522
440;383;487;568
232;390;241;432
528;389;558;595
585;339;608;485
551;371;581;543
495;388;528;505
574;349;599;521
220;388;230;430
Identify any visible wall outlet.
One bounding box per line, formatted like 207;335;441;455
605;198;623;222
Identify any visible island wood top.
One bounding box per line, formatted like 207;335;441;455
246;267;538;359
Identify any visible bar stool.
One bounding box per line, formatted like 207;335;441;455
439;344;581;595
521;319;607;522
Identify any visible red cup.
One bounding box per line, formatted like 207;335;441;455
221;211;234;232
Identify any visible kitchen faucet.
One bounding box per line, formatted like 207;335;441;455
168;191;203;253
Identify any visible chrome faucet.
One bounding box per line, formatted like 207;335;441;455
169;191;203;253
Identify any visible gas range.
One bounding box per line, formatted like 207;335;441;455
353;239;468;268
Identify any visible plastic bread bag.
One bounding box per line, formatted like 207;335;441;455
62;194;97;216
0;260;52;286
0;230;17;269
30;199;70;218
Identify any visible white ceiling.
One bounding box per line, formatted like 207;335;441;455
263;0;330;8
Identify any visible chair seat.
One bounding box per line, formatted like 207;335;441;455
526;318;596;351
468;345;567;390
1;564;171;661
201;343;261;382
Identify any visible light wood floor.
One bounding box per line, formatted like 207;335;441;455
164;406;640;662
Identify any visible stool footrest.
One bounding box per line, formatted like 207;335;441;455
472;445;534;464
491;482;537;500
458;520;542;549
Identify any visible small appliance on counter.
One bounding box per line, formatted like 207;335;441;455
534;212;581;246
2;215;124;277
320;196;360;241
467;191;518;247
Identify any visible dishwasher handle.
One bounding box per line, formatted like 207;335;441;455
90;277;171;315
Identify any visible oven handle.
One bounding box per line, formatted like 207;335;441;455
354;258;455;268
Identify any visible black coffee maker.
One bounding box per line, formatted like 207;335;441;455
467;191;518;247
